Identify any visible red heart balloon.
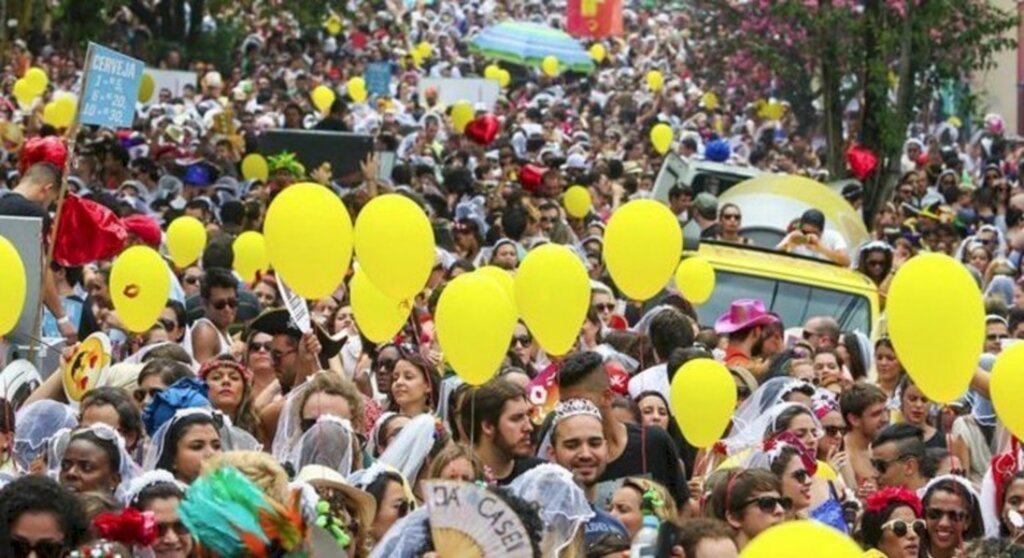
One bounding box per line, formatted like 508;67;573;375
846;145;878;180
465;114;499;146
519;164;546;191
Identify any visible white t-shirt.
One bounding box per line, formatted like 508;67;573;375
792;229;848;262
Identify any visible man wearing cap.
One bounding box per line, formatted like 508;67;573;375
714;299;779;376
776;209;850;266
693;192;719;240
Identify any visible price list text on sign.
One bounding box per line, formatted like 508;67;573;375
78;43;144;129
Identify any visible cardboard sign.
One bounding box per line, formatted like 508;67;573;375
62;332;111;403
418;78;500;109
257;130;375;184
79;43;144;129
146;69;198;99
364;63;392;96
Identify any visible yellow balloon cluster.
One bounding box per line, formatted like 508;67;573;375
264;182;353;300
990;343;1024;440
740;521;862;558
515;245;590;357
542;56;560;77
166;216;207;269
0;236;26;337
674;256;716;305
138;73;155;103
563;186;591;219
589;43;606;63
42;95;77;129
669;359;735;448
354;194;435;303
650;123;673;155
347;76;368;104
241;153;269;182
232;231;269;283
646;70;664;92
110;246;172;333
312;85;336;114
887;253;984;403
604;200;681;301
436;272;517;385
351;268;410;343
451;100;474;133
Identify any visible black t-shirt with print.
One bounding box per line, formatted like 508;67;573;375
596;423;689;508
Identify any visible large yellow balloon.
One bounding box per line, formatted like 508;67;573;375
646;70;664;93
888;253;984;403
166;216;207;269
674;256;716;305
451;100;474;133
650;123;673;155
484;64;501;81
351;269;410;343
497;69;511;88
24;67;48;97
50;94;77;128
416;41;433;59
990;343;1024;440
42;102;61;128
311;85;336;114
241;153;269;182
589;43;606;63
0;236;26;336
348;76;368;104
12;79;33;107
542;56;560;77
478;266;515;305
604;200;681;301
354;194;435;303
233;231;269;283
138;72;155;103
563;186;591;219
741;520;862;558
515;245;590;356
110;246;172;333
436;272;517;385
670;359;735;447
265;182;353;300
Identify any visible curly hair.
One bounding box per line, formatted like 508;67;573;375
203;451;290;506
297;371;367;433
0;476;89;551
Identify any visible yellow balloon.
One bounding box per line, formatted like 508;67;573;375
589;43;606;63
23;67;48;97
701;91;719;111
515;245;590;356
478;266;515;305
325;15;343;35
484;64;501;81
12;79;34;108
0;236;26;336
604;199;681;301
232;231;269;283
758;99;785;121
542;56;559;77
351;269;410;343
888;253;984;403
740;520;862;558
992;343;1024;441
563;185;591;219
51;95;76;128
650;123;673;155
110;246;172;333
265;182;354;300
646;70;664;92
311;85;336;114
347;77;368;103
451;100;474;133
42;102;60;128
416;41;433;59
354;194;436;302
166;216;207;269
669;359;735;448
436;272;517;385
138;72;155;103
241;153;269;182
498;69;511;88
674;256;716;305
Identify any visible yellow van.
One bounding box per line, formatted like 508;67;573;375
694;241;880;335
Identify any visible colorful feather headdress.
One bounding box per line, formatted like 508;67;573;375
267;151;306;178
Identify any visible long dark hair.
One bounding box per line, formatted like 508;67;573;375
155;412;220;473
923;478;985;543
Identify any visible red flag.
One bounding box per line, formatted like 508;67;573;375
567;0;623;38
53;194;127;266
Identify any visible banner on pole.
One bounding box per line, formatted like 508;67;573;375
78;43;144;129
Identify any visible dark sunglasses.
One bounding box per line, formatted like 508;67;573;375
133;386;164;403
211;298;239;310
593;302;615;312
376;359;397;373
11;537;65;558
882;518;926;538
510;334;533;348
987;333;1009;341
157;520;191;537
925;508;968;524
248;341;272;353
745;495;793;513
721;213;741;221
823;425;848;437
271;348;297;363
158;318;178;331
871;455;911;475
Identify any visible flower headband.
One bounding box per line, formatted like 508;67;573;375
865;487;922;517
198;359;253;382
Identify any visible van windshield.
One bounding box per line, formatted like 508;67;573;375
696;271;872;333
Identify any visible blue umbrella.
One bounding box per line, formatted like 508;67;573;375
470;21;595;74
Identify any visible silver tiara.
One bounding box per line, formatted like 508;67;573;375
553;398;602;425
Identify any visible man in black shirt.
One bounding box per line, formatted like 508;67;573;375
460;377;544;486
0;163;77;341
558;351;689;511
313;99;349;132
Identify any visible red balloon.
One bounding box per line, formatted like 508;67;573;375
846;145;878;180
19;136;67;175
519;164;546;192
465;114;500;146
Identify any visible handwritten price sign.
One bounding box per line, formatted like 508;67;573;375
79;43;144;129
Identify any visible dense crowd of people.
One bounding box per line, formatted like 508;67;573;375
1;0;1024;557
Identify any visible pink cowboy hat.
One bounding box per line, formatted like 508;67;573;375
714;299;779;335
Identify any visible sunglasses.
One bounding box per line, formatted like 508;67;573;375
158;318;177;331
211;298;239;310
721;213;741;221
871;454;911;475
249;341;272;353
157;520;191;538
987;333;1009;341
882;518;926;538
271;348;297;363
183;275;201;285
511;334;533;348
745;495;793;513
594;302;615;312
11;537;65;558
925;508;968;523
823;425;848;437
133;386;164;404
